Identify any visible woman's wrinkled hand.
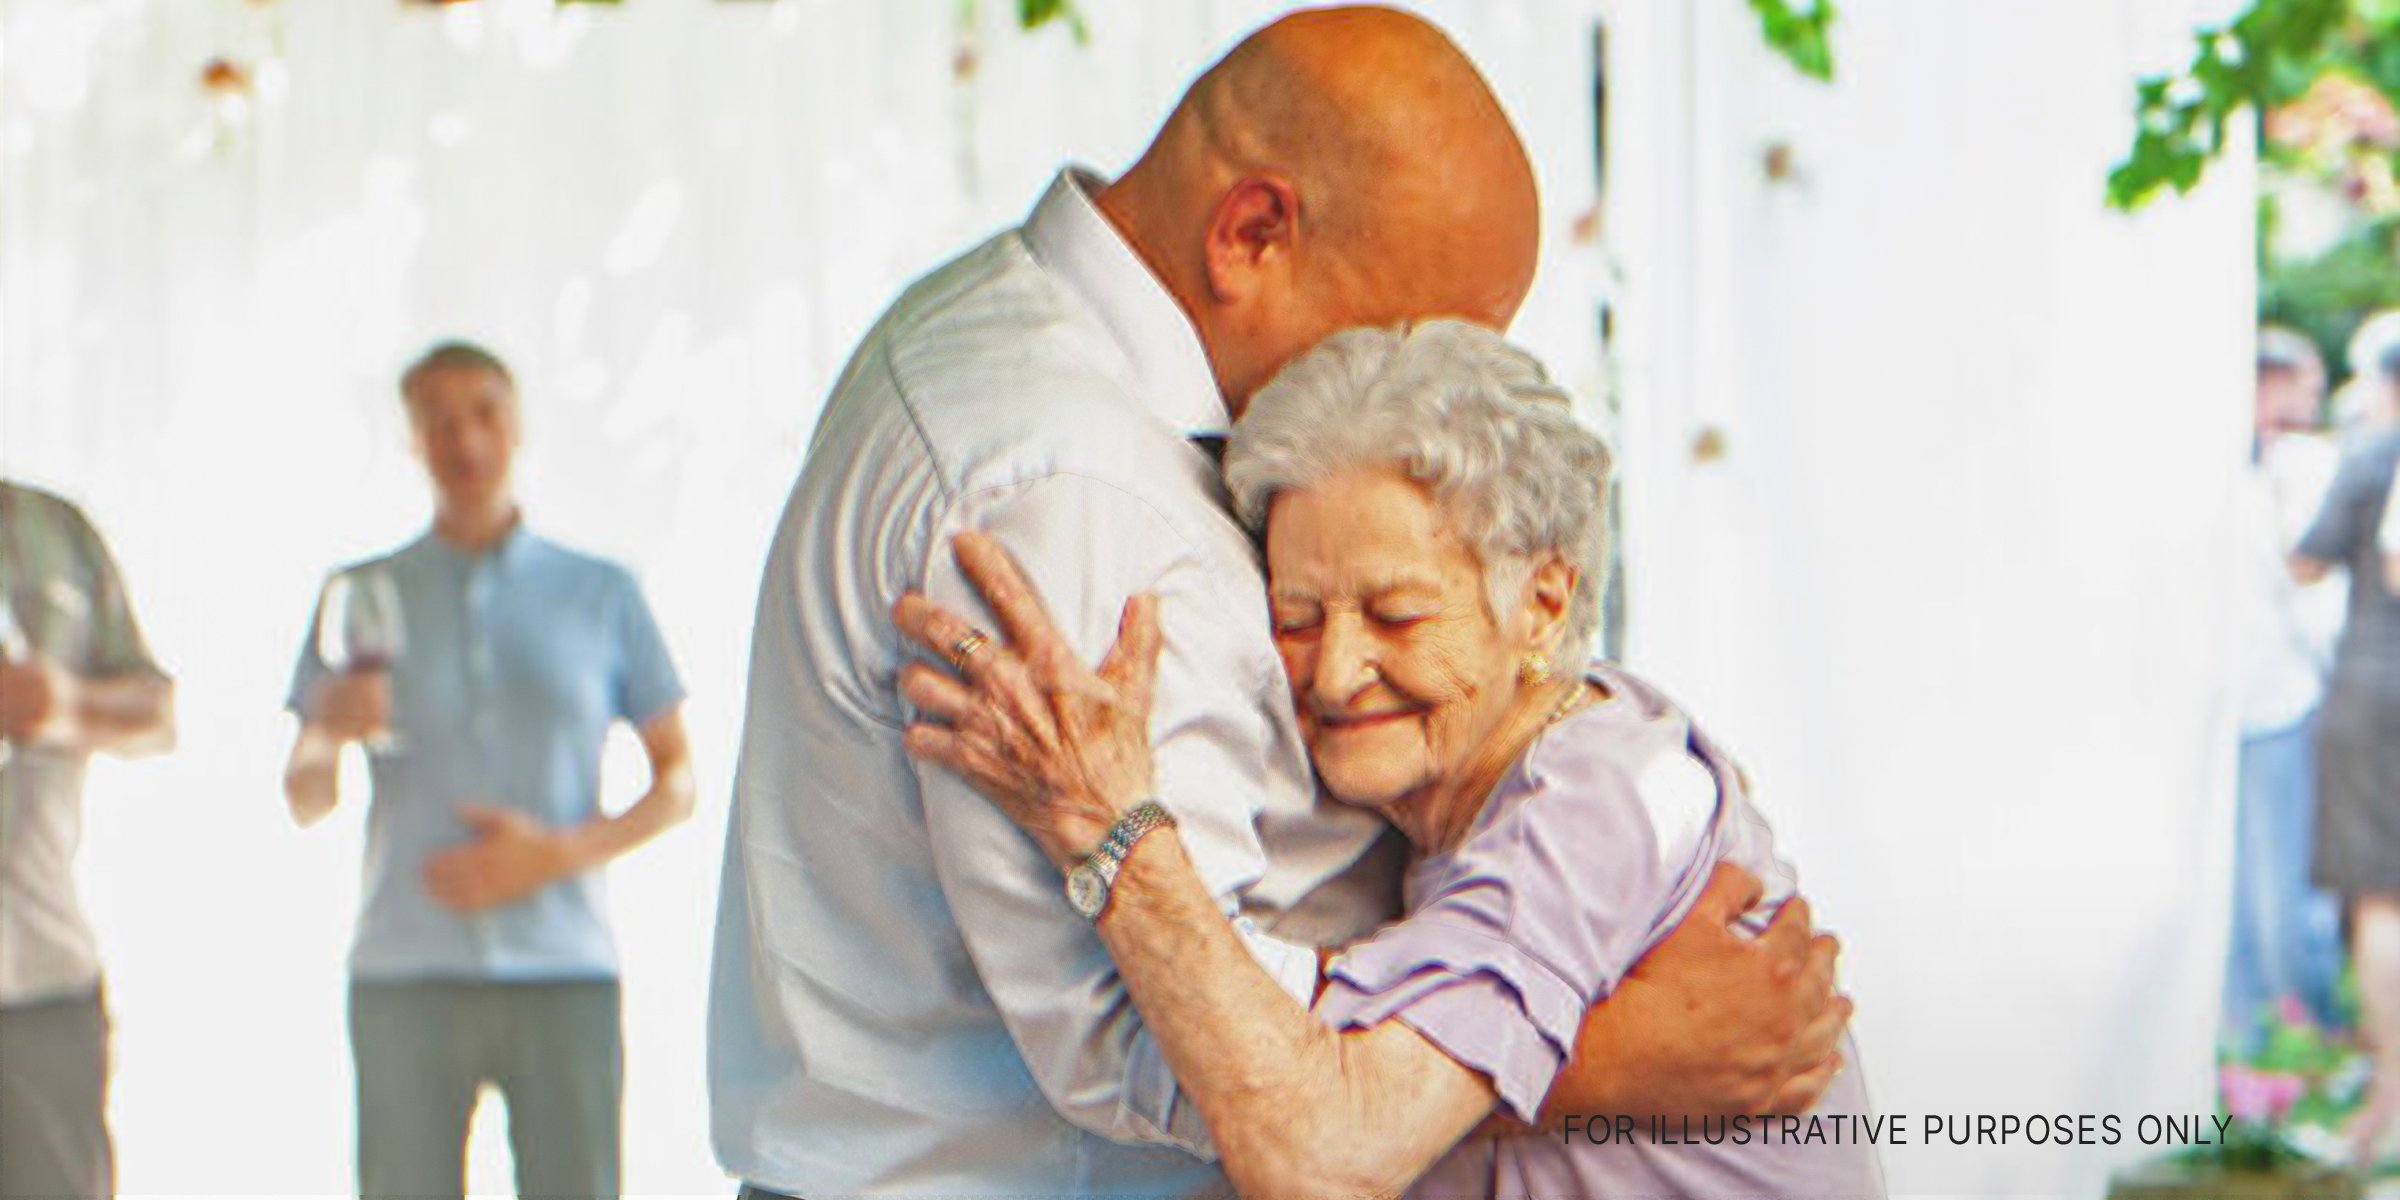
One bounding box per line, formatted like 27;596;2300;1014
893;532;1164;870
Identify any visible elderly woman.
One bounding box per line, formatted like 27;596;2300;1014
896;321;1882;1200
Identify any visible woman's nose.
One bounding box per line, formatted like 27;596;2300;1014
1313;615;1377;704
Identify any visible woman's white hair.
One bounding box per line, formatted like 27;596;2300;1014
1225;319;1614;662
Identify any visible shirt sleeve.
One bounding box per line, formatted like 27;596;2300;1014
1315;742;1720;1124
284;578;332;717
66;504;163;680
609;567;686;725
910;471;1318;1159
2298;444;2389;564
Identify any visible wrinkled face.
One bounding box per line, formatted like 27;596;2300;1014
405;365;519;512
1264;465;1529;816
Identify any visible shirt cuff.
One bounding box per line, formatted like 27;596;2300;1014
1121;1034;1219;1159
1108;920;1311;1160
1235;918;1321;1009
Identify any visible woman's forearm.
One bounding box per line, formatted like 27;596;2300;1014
1098;831;1492;1199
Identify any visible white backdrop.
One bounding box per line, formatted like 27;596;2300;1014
2;1;2254;1197
1602;0;2253;1196
0;1;1609;1195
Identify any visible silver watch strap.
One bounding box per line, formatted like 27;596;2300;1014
1090;800;1175;873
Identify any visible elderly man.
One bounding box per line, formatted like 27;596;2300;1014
0;482;174;1200
708;9;1848;1198
284;342;694;1200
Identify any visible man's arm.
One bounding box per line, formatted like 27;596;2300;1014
911;474;1318;1156
557;708;697;869
0;663;173;757
281;637;389;827
422;708;694;914
1539;866;1847;1120
2293;445;2384;586
1453;866;1846;1139
1;502;175;758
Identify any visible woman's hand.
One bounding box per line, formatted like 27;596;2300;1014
893;532;1164;871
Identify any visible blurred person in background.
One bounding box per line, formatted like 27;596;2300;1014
0;483;175;1200
2293;335;2400;1164
2224;327;2347;1052
2338;310;2400;446
281;342;694;1200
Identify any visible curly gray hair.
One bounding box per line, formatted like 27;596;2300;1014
1225;319;1614;663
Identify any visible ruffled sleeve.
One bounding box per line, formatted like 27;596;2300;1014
1317;909;1587;1123
1313;718;1726;1123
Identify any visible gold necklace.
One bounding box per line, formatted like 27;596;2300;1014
1544;680;1593;727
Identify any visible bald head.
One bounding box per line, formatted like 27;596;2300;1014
1098;6;1539;410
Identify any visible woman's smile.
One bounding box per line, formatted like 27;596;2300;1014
1314;706;1423;733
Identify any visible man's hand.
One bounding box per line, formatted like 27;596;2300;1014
422;804;572;913
308;670;392;744
0;656;72;743
1540;863;1849;1122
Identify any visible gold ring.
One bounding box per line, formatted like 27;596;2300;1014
950;629;991;673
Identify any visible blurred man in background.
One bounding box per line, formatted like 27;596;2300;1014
2294;335;2400;1162
2224;327;2347;1052
0;483;174;1200
282;342;694;1200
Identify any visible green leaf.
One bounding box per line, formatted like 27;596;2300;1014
1016;0;1085;40
2106;0;2395;210
1748;0;1837;81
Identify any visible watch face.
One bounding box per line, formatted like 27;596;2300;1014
1067;864;1107;919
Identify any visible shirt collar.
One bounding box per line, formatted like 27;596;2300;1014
1021;168;1230;438
418;512;536;572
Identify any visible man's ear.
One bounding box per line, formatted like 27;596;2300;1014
1523;555;1579;655
1202;174;1301;304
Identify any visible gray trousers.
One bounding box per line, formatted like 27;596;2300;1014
349;979;621;1200
0;988;111;1200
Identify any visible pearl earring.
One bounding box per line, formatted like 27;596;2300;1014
1518;652;1554;685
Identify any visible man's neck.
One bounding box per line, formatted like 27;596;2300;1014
434;501;521;556
1093;175;1241;412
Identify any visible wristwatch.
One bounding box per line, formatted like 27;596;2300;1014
1065;800;1177;921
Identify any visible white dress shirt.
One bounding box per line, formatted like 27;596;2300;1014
2237;432;2346;735
707;170;1392;1197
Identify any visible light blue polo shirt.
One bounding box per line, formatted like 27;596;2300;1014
288;524;684;982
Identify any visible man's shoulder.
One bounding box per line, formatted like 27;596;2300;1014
333;540;415;578
1;482;97;539
868;230;1166;463
517;535;641;591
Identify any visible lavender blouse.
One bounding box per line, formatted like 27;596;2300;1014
1315;662;1885;1200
